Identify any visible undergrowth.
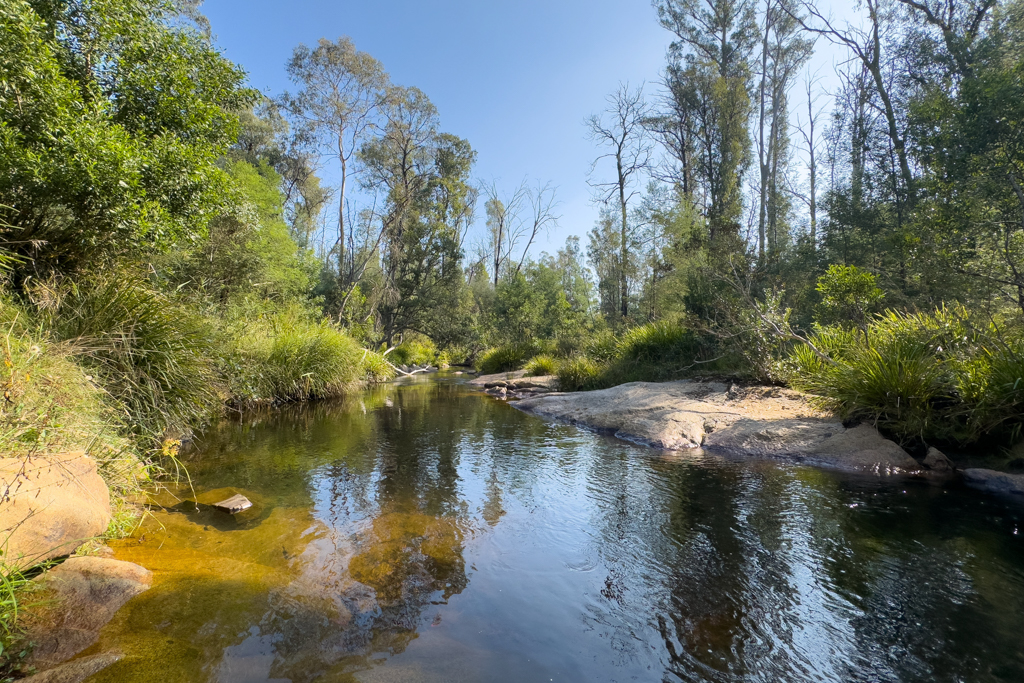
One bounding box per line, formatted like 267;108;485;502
788;306;1024;446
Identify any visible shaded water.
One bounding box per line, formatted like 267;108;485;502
90;375;1024;682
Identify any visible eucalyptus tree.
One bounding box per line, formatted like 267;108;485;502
587;83;653;319
754;0;813;262
655;0;758;249
282;37;389;295
359;86;478;346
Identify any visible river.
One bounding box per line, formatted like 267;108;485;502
91;374;1024;682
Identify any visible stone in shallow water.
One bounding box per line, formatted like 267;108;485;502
23;557;151;669
19;652;123;683
212;493;253;513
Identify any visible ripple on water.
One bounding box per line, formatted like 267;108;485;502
87;379;1024;683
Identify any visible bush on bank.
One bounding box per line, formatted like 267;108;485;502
788;306;1024;446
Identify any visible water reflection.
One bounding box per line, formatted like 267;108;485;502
87;376;1024;683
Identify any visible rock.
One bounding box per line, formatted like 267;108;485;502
211;493;252;513
23;557;152;669
802;424;920;473
962;468;1024;496
0;452;111;569
484;381;508;389
20;652;123;683
515;380;918;473
469;370;528;386
922;446;955;472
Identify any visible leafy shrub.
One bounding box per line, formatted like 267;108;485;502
815;264;884;327
524;354;558;376
477;344;537;374
556;356;601;391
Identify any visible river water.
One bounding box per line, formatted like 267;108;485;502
92;375;1024;682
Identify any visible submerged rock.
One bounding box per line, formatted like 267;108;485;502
0;452;111;569
515;380;919;473
212;493;252;514
20;652;123;683
962;468;1024;496
23;557;152;670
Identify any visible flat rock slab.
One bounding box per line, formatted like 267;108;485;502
469;370;528;386
515;380;920;473
962;469;1024;496
212;493;253;513
0;452;111;570
20;653;123;683
23;557;152;669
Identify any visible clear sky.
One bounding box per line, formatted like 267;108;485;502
201;0;851;256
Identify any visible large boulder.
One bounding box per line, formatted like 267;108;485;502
962;469;1024;497
23;557;152;670
20;653;123;683
515;381;919;472
0;452;111;569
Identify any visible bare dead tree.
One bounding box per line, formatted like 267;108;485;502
587;83;654;319
484;181;559;285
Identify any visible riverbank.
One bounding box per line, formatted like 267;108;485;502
478;376;1024;496
509;379;923;473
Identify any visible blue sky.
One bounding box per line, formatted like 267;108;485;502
203;0;671;255
203;0;852;257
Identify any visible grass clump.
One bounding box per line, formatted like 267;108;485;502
789;306;1024;445
224;310;368;404
556;356;602;391
390;337;438;367
476;344;538;374
524;354;558;376
29;276;222;441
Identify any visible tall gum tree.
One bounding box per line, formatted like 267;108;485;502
282;37;389;312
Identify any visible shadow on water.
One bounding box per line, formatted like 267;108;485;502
84;374;1024;682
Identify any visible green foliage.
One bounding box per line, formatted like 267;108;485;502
814;265;885;327
524;354;558;377
0;0;255;274
223;309;368;405
476;344;537;375
790;307;1024;445
556;356;602;392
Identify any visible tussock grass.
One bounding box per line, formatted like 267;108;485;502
29;276;221;441
556;356;602;392
524;354;558;377
224;310;370;404
476;344;538;374
789;307;1024;445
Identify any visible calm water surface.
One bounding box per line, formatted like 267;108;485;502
92;376;1024;682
